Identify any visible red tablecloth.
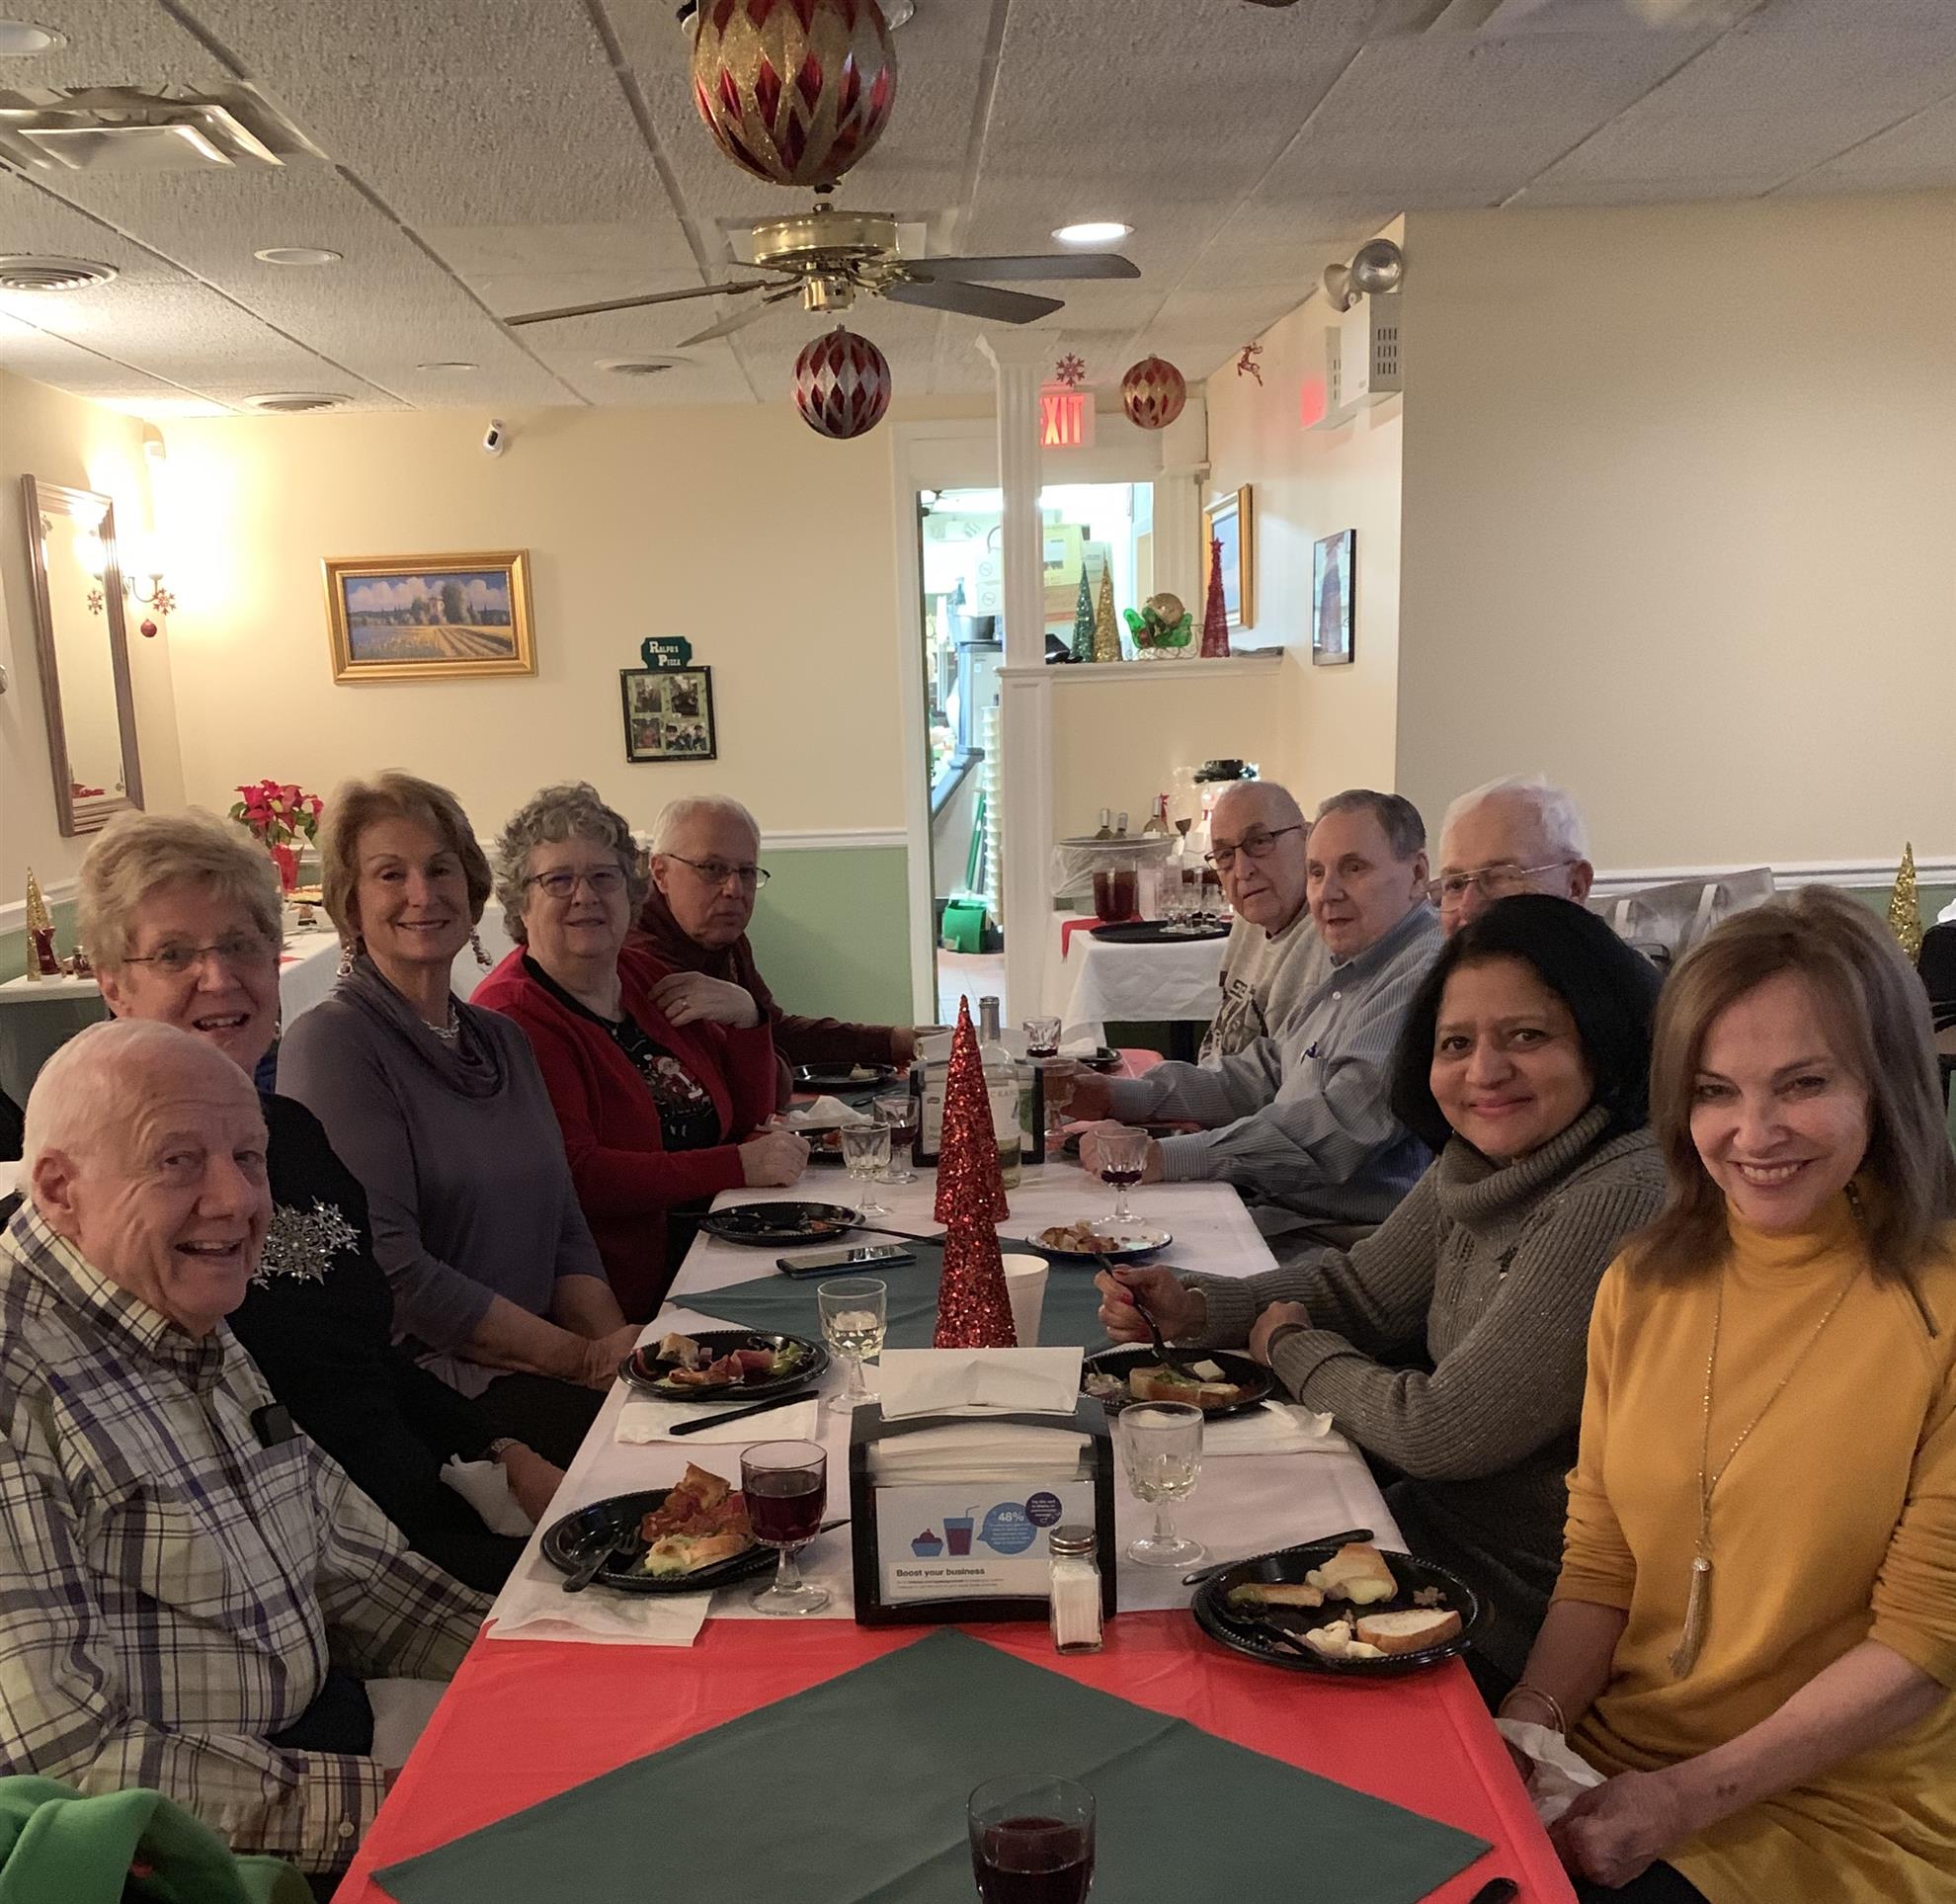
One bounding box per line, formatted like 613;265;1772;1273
337;1612;1572;1903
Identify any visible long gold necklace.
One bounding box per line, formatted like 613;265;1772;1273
1671;1257;1858;1678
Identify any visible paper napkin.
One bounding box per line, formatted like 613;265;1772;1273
614;1397;822;1445
877;1347;1083;1420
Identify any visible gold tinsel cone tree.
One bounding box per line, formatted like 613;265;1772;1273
1092;558;1121;663
1888;843;1925;961
932;997;1017;1348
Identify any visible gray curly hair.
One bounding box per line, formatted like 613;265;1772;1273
493;782;648;946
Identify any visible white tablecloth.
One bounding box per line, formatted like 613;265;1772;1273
1044;925;1229;1044
482;1161;1399;1637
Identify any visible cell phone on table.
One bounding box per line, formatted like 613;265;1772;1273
775;1243;917;1277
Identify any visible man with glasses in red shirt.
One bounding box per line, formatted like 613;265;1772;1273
1198;780;1327;1061
633;796;920;1102
1430;776;1593;936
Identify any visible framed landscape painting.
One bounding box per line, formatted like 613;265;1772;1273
621;666;717;763
1312;529;1354;667
324;551;534;682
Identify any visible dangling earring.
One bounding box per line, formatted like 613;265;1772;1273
470;930;491;969
336;938;356;978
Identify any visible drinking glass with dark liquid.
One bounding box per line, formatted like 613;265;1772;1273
741;1441;829;1616
1094;1127;1150;1223
968;1776;1096;1904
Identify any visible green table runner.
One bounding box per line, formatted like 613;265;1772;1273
682;1238;1112;1351
374;1630;1489;1904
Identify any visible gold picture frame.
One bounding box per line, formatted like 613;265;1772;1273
323;550;535;683
1200;486;1255;633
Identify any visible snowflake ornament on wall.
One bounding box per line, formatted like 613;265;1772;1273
1053;353;1088;389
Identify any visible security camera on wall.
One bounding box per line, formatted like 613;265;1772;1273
482;418;508;457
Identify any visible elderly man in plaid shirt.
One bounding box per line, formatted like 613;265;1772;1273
0;1019;489;1880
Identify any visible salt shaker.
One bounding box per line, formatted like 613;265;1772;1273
1048;1525;1103;1654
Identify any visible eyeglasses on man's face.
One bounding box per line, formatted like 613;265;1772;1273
1204;824;1302;874
124;932;277;977
526;865;627;901
1427;861;1574;910
665;854;771;891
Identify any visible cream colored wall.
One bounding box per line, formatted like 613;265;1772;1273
1048;664;1284;838
1202;220;1405;812
1396;194;1956;869
0;371;186;903
160;401;953;841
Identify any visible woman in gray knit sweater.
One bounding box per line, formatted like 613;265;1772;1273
1100;895;1666;1695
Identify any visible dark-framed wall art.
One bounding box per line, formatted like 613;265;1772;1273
621;665;717;761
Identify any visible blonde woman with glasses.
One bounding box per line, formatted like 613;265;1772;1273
475;783;802;1321
1509;887;1956;1904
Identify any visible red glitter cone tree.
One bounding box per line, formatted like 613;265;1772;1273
932;997;1017;1348
1199;535;1232;659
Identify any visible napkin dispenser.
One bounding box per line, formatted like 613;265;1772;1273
849;1401;1117;1627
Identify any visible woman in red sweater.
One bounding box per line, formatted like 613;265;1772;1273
476;784;808;1319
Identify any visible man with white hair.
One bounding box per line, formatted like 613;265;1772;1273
0;1020;487;1877
1198;779;1326;1061
1430;776;1594;936
634;794;918;1086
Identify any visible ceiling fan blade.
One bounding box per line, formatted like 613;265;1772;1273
503;281;774;329
911;253;1139;283
883;277;1064;324
678;286;804;347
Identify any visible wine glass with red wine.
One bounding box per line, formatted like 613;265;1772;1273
967;1775;1096;1904
740;1440;830;1616
1095;1127;1150;1223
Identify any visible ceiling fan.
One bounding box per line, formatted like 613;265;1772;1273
504;199;1139;346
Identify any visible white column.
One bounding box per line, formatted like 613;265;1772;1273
977;333;1052;1020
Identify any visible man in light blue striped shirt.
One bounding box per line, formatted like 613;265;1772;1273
1077;790;1442;1242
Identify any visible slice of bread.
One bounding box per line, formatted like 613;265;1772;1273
1354;1607;1463;1655
640;1530;751;1577
1305;1542;1398;1606
1227;1580;1326;1610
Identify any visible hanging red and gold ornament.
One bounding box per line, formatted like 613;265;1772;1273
792;326;891;439
689;0;898;192
1120;354;1186;431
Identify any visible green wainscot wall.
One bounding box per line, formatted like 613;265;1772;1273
742;845;919;1029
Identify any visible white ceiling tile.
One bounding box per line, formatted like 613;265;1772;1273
1781;94;1956;195
0;0;231;90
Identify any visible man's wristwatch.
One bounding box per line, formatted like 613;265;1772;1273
484;1437;521;1462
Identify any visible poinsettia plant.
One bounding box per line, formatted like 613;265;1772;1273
230;779;323;892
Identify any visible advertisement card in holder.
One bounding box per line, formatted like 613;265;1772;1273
849;1401;1117;1626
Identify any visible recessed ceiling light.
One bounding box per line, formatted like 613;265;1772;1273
0;20;63;55
417;360;477;372
1052;221;1132;247
253;246;342;267
0;255;116;292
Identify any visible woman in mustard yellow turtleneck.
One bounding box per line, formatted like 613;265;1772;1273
1505;888;1956;1904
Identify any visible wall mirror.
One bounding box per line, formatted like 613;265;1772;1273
22;476;144;835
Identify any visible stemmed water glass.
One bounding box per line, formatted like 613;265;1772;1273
873;1094;919;1186
818;1275;886;1415
1094;1127;1150;1223
740;1440;830;1615
968;1775;1097;1904
1117;1401;1205;1568
840;1118;893;1219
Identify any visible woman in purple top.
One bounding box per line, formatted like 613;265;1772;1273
280;772;636;1465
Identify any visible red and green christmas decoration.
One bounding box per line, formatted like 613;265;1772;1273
792;326;891;439
1199;538;1231;658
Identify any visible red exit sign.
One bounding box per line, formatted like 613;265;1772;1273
1039;387;1095;450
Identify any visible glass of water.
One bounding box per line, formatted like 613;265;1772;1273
840;1118;892;1219
818;1276;887;1414
1117;1401;1205;1568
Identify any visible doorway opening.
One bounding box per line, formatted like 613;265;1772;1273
915;480;1154;1022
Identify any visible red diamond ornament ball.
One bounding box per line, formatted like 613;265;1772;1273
1120;355;1187;431
793;326;892;440
690;0;898;192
